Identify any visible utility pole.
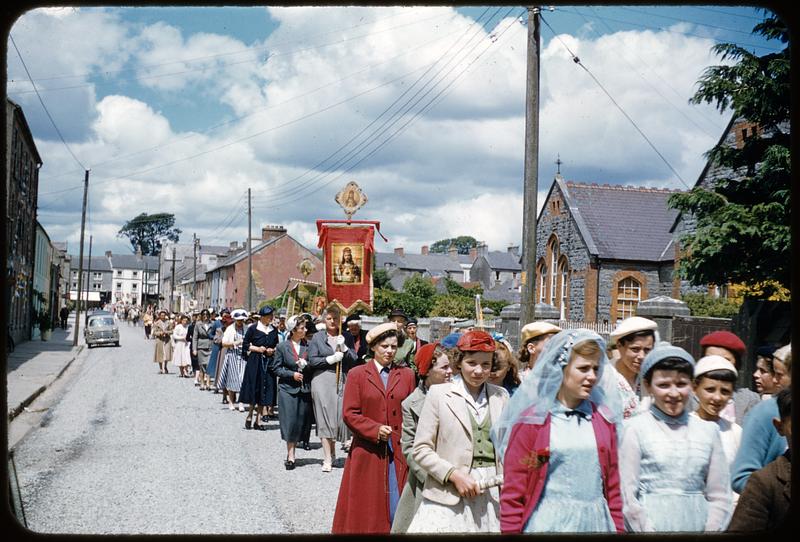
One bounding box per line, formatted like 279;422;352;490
72;170;89;346
85;235;93;319
520;6;541;327
170;246;177;312
247;187;253;310
192;233;198;304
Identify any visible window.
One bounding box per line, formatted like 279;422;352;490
71;281;77;289
616;277;642;322
116;270;123;276
93;272;102;279
538;265;547;304
132;283;138;290
93;283;101;290
558;256;569;319
132;271;138;277
116;282;123;290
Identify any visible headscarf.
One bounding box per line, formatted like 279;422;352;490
491;328;623;461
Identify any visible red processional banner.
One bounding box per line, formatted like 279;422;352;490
317;220;385;314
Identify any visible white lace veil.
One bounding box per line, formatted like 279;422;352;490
491;328;623;461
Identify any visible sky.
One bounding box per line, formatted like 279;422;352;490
6;5;782;258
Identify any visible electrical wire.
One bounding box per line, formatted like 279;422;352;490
252;7;507;208
254;9;525;211
540;13;690;189
8;10;453;93
9;34;87;171
36;21;466;185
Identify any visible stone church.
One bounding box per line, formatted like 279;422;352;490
534;176;681;324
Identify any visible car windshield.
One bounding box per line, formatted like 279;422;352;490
89;317;115;328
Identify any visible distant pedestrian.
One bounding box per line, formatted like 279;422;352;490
217;309;248;412
239;306;279;430
59;306;70;329
516;321;561;381
271;315;312;469
172;315;192;378
152;310;174;374
143;309;153;339
193;309;214;390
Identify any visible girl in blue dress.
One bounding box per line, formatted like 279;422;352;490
618;342;732;532
494;329;624;533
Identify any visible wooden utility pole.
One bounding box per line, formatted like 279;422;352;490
85;235;93;318
192;233;198;303
247;187;253;310
72;170;89;346
170;246;177;312
520;6;541;327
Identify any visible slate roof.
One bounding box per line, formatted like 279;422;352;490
71;255;112;272
109;254;160;270
484;251;521;271
482;278;521;303
375;251;463;276
560;179;680;262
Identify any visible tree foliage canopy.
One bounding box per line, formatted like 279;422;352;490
117;213;182;256
668;12;790;298
429;236;478;255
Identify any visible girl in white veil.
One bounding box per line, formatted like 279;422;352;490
491;328;625;533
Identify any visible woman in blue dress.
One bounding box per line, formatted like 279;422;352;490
494;329;624;533
618;342;732;532
239;306;279;430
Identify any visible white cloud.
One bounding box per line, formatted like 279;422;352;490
10;6;741;258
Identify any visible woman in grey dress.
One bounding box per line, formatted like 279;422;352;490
271;315;312;469
192;309;214;390
307;307;357;472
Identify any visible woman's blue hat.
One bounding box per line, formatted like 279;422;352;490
258;305;275;317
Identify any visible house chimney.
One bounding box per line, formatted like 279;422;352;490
394;247;404;257
469;247;478;260
507;244;520;256
229;241;239;252
105;250;112;258
421;245;429;256
447;246;458;260
261;224;287;242
477;242;489;257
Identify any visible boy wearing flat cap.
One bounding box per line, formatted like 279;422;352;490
608;316;658;419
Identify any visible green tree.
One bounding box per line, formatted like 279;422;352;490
443;276;482;296
668;12;789;298
681;293;742;319
117;213;182;256
373;269;395;291
429;236;478;255
429;295;475;319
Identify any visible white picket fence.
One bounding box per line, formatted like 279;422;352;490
552;319;614;339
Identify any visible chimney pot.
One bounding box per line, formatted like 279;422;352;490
105;250;112;258
421;245;429;256
394;247;404;257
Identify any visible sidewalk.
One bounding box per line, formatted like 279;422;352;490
6;316;83;422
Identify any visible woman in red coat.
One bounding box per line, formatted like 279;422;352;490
332;322;416;534
492;329;625;533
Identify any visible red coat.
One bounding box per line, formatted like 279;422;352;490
500;403;625;533
332;361;416;534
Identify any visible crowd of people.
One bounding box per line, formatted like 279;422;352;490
142;302;791;534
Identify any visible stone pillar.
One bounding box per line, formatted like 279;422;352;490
498;303;521;350
533;302;560;321
429;317;455;343
636;295;690;343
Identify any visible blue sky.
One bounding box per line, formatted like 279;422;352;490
6;5;781;256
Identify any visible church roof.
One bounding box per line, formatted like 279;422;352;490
559;179;681;262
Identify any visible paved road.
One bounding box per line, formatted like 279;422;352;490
11;321;344;534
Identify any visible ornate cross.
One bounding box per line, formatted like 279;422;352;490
335;181;368;221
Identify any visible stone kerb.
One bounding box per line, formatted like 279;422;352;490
636;295;691;343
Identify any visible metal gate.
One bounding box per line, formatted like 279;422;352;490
670;315;732;362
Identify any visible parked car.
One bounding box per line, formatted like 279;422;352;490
84;314;119;348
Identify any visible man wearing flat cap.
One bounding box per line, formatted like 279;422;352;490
517;321;561;381
395;317;428;373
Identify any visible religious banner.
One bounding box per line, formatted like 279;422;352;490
316;221;379;314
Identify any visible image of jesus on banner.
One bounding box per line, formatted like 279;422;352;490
331;244;363;285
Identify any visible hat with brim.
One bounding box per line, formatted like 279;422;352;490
231;309;248;321
345;313;362;325
610;316;658;344
694;355;738;379
640;342;694;380
520;321;562;345
366;322;399;344
258;305;274;317
388;308;408;322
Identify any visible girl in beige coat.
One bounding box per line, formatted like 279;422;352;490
407;330;509;533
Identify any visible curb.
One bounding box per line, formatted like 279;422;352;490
7;345;85;423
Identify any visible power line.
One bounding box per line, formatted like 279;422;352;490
8;10;453;94
36;22;466;185
252;7;508;208
554;7;779;53
9;34;87;171
566;6;721;140
254;9;525;211
37;61;435;197
540;13;690;190
616;6;765;38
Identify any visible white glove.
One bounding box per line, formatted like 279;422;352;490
326;351;344;365
335;335;346;347
297;359;308;370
